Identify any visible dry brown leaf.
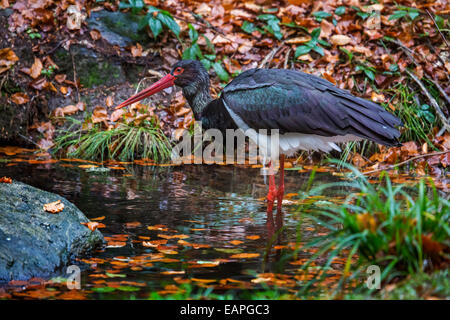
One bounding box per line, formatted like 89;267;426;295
54;74;66;83
285;36;311;44
130;43;143;57
61;104;80;115
10;92;29;104
92;106;108;123
43;200;64;213
106;95;114;107
330;35;351;46
0;48;19;74
90;29;102;41
110;108;125;122
66;5;86;30
21;57;43;79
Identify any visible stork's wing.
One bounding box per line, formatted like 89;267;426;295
221;68;402;146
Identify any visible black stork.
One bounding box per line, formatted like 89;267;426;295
115;59;402;224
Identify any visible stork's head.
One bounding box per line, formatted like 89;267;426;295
115;60;209;110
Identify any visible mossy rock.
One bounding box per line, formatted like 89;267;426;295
86;10;153;47
0;181;104;282
53;46;123;88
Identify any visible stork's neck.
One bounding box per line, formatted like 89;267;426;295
182;81;212;120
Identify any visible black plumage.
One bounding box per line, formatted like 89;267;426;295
219;68;402;146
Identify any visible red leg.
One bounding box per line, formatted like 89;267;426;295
266;161;277;215
276;154;285;214
266;161;277;236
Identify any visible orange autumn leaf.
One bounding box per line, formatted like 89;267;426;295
130;43;143;57
81;221;100;231
0;176;12;183
190;278;216;283
157;234;189;240
161;270;185;275
147;224;168;231
125;221;141;228
21;57;43;79
0;48;19;74
230;253;260;259
142;240;168;247
10;92;29;104
92;106;108;123
91;216;105;221
43;200;64;213
106;95;114;107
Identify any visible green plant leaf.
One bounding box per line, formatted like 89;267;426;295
335;6;346;16
148;17;163;38
295;45;311;58
212;62;230;82
157;12;180;36
201;35;216;54
200;59;212;70
257;14;277;21
364;69;375;81
310;28;321;40
389;10;407;20
434;15;444;29
267;19;283;40
408;10;420;20
313;11;332;22
312;45;324;56
241;21;257;34
188;23;198;43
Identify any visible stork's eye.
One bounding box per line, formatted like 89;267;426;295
173;67;184;76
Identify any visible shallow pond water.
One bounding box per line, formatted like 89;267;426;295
0;161;344;299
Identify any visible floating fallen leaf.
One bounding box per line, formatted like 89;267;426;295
190;278;216;284
230;253;260;259
91;216;105;221
157;234;189;240
142;240;168;247
0;176;12;183
81;221;100;231
125;221;141;228
43;200;64;213
147;224;168;231
10;92;29;104
161;270;185;275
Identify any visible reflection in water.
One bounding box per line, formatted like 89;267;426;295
0;162;341;298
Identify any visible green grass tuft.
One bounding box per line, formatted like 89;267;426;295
295;162;449;296
53;117;172;162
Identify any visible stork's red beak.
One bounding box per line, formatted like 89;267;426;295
114;74;176;110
